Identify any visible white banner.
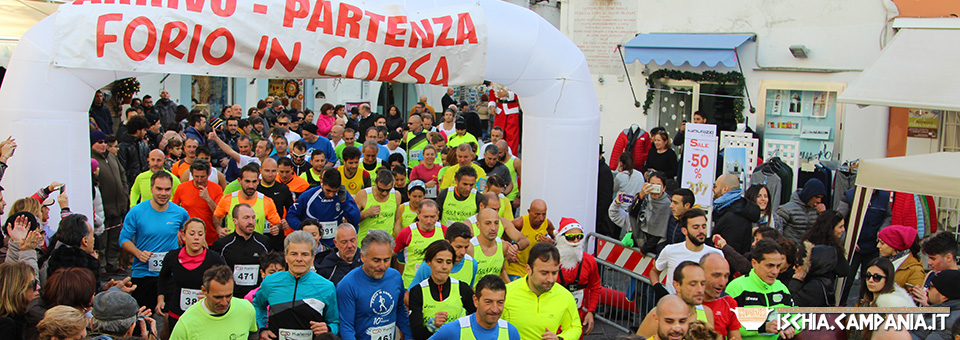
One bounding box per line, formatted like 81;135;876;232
53;0;487;86
681;123;717;207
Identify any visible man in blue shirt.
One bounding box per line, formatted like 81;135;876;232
286;169;361;249
336;229;413;340
430;275;521;340
119;171;190;310
300;123;337;167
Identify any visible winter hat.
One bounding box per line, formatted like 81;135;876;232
799;179;827;203
91;158;99;173
930;270;960;300
91;289;140;322
878;225;917;251
301;122;318;135
556;217;583;237
455;114;467;130
90;130;107;146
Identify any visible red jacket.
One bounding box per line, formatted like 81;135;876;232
609;128;651;171
558;252;602;314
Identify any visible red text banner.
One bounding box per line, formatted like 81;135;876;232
52;0;487;85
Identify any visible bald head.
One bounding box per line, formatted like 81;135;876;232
657;295;688;317
714;173;740;198
530;199;547;211
528;199;548;227
148;149;165;172
478;208;499;223
700;252;730;301
260;158;278;185
261;157;277;168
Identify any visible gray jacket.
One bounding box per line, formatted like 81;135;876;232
777;191;819;242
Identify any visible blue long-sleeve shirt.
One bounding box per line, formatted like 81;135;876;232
253;271;340;334
286;185;361;247
303;136;338;164
118;201;190;278
336;267;413;340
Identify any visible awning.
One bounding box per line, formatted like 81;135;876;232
0;0;60;68
856;152;960;199
838;29;960;111
621;33;755;67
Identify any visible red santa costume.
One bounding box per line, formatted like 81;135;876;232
555;218;602;339
489;87;521;154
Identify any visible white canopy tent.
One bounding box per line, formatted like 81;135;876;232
840;152;960;305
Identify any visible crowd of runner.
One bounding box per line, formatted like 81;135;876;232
0;83;954;340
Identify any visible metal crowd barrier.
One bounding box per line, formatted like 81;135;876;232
586;232;656;334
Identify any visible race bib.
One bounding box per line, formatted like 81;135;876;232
410;149;423;161
366;323;396;340
278;328;313;340
425;186;438;199
234;264;259;286
180;288;201;311
148;252;167;272
572;289;585;309
320;221;337;240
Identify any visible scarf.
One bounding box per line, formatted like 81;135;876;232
640;194;672;237
889;249;911;270
714;189;743;211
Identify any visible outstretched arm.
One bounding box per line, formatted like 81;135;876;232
207;131;242;164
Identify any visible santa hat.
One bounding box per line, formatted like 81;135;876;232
557;217;583;237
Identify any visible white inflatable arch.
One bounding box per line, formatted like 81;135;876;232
0;0;599;231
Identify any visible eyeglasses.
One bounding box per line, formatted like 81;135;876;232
564;233;584;242
865;273;886;282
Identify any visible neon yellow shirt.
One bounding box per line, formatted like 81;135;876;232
439;164;487;190
502;277;582;340
130;169;181;207
169;297;258;340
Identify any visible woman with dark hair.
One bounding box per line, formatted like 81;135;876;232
385;105;404;133
861;257;912;307
408;240;476;340
610;171;670;254
23;268;96;340
317;103;336;137
644;130;678;179
877;225;925;290
156;218;225;331
801;210;850;279
613;153;645;202
744;184;774;231
0;262;40;339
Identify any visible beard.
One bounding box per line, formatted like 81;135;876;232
556;237;584;270
688;234;706;247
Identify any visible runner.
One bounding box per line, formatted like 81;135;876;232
119;171;191;310
337;229;413;340
395;180;426;232
286;168;362;249
469;209;510;284
502;242;581;340
254;231;340;338
410;240;477;339
394;199;447;287
409;223;479;289
169;265;258;340
156;218;226;331
210;203;283;298
213;164;284;235
505;199;554;280
356;169;401;243
428;275;521;340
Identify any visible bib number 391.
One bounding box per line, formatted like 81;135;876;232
234;264;259;286
320;221;337;240
148;252;167;272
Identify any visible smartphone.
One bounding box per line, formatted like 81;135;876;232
905;283;914;288
616;193;635;204
649;184;662;194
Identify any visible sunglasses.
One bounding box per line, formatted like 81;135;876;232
865;273;886;282
564;233;584;242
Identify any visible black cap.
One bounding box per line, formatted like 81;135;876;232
455;115;466;130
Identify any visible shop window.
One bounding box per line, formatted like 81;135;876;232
647;70;745;141
192;76;231;115
757;80;846;162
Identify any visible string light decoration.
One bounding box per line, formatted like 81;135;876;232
111;77;140;99
643;69;746;123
